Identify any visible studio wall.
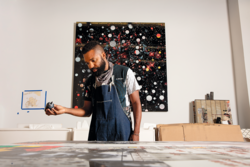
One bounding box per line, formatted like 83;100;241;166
227;0;250;129
0;0;238;128
238;0;250;128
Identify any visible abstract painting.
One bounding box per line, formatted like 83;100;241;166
72;22;167;112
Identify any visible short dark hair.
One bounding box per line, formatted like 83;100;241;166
82;41;102;54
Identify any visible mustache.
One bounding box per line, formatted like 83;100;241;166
91;68;98;72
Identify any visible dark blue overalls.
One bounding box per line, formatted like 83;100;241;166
88;76;132;141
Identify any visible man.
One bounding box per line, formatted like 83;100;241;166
45;41;142;141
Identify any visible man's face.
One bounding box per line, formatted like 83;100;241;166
84;49;106;77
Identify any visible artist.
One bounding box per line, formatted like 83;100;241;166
45;41;142;141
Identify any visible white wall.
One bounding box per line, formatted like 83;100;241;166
0;0;237;128
238;0;250;119
227;0;250;129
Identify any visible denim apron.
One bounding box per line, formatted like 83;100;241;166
88;76;132;141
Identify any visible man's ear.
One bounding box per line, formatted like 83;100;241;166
102;51;107;59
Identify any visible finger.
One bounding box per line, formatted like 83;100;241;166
45;111;51;116
52;108;58;115
45;110;51;115
46;109;54;115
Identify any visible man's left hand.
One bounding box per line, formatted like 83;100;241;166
130;134;139;141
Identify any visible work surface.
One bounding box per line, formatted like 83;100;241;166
0;141;250;167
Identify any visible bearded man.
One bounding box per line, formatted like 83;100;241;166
45;41;142;141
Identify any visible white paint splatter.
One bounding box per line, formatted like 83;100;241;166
75;57;81;62
78;23;82;27
110;25;115;30
147;95;152;101
110;41;116;47
159;95;164;100
159;104;165;110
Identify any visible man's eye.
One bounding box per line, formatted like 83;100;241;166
91;60;95;62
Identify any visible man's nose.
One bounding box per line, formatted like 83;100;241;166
88;62;94;69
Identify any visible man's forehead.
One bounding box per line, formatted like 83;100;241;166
84;49;99;61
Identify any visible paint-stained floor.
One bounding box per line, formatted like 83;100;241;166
0;141;250;167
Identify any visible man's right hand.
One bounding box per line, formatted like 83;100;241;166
45;104;66;116
45;101;92;117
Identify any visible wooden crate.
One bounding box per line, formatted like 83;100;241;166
193;100;232;124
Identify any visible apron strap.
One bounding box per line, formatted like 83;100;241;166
109;75;115;92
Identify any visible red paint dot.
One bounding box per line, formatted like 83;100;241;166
74;106;78;109
77;94;80;96
156;33;161;38
149;52;154;57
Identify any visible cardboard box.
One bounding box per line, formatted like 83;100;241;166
156;123;244;142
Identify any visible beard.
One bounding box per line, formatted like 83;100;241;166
91;58;106;77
